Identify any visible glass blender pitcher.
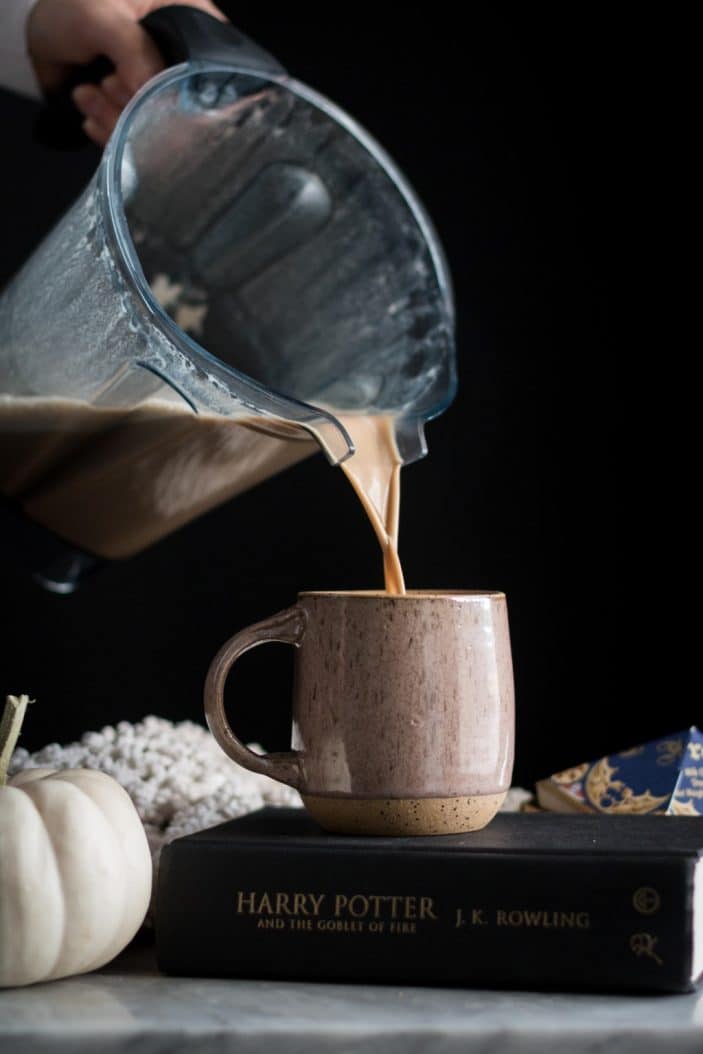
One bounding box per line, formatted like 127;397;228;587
0;7;456;592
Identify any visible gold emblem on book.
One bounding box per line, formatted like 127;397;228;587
629;932;663;966
585;758;669;814
632;887;660;915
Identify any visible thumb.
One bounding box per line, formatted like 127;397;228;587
102;19;164;95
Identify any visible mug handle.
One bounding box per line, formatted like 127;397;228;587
204;605;307;790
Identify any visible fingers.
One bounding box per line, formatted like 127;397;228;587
101;74;131;109
71;12;164;147
81;117;108;149
69;2;231;148
72;83;123;147
73;67;147;147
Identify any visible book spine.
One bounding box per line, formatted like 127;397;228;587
155;843;696;992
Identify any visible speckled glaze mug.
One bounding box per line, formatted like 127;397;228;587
204;591;514;836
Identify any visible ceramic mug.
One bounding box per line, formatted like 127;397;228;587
204;591;514;835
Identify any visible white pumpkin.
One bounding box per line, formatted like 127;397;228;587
0;697;152;987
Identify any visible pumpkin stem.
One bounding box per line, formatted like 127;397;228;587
0;695;33;786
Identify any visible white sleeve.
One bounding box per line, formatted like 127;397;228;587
0;0;42;99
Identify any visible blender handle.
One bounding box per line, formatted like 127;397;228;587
33;6;285;150
141;7;284;75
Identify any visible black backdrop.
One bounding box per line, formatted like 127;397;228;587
1;6;625;785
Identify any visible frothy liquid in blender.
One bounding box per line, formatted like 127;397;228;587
0;395;312;558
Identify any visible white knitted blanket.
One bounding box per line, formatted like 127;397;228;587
10;716;531;878
10;716;301;872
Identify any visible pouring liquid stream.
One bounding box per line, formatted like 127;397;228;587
337;414;406;596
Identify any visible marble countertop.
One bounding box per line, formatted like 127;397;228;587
2;943;702;1053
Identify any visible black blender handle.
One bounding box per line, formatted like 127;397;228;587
141;6;284;73
34;6;285;150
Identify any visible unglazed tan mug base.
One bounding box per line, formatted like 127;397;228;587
302;791;508;836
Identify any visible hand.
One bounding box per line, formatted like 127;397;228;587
27;0;227;147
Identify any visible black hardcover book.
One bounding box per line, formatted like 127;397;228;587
155;807;703;993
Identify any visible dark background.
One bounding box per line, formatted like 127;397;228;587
1;6;624;785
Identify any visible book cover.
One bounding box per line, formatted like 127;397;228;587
536;727;703;815
155;807;703;993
